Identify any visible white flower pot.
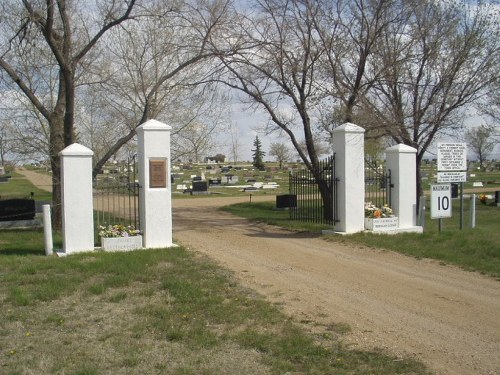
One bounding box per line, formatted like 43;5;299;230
101;235;143;252
364;217;398;232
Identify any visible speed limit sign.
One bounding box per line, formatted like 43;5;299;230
431;184;452;219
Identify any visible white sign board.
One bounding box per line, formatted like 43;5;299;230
437;143;467;171
437;171;467;183
431;184;452;219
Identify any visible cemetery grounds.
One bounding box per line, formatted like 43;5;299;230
1;167;499;374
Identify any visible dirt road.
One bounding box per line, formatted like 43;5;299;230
173;196;500;375
16;169;500;374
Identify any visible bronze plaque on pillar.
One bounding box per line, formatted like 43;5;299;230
149;159;167;188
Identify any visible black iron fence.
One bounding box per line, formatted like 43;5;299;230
365;159;392;209
93;156;140;240
289;155;337;225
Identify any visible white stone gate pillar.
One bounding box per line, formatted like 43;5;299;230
137;119;173;248
60;143;94;253
385;144;422;232
332;123;365;233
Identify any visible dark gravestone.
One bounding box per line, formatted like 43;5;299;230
192;181;208;193
276;194;297;209
0;199;36;221
495;191;500;204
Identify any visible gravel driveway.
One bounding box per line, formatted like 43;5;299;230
173;196;500;375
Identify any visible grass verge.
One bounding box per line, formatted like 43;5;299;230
223;199;500;278
0;243;429;374
0;172;52;201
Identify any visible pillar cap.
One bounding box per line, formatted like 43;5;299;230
385;144;417;154
332;122;365;134
137;119;172;132
59;143;93;156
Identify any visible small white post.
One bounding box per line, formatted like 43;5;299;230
470;194;476;228
42;204;53;256
418;195;426;228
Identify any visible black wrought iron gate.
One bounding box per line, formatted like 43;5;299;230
93;155;141;240
289;155;337;225
364;159;392;209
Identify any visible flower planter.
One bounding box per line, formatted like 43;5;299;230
101;235;143;252
364;217;398;232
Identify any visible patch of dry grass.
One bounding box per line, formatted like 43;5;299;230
0;247;429;374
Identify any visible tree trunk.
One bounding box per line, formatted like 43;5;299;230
49;115;65;230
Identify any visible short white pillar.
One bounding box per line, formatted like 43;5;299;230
137;119;173;248
60;143;94;253
332;123;365;233
385;144;422;232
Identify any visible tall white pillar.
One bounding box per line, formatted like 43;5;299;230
137;119;173;248
332;123;365;233
385;144;422;232
60;143;94;253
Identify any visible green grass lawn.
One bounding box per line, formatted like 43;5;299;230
0;171;52;201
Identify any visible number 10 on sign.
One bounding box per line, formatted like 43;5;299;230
431;184;452;219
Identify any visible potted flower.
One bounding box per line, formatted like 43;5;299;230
364;202;398;231
479;194;488;205
99;224;143;251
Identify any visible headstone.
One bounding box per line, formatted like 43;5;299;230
192;181;208;194
472;182;483;187
0;199;36;221
0;166;5;175
208;178;221;186
276;194;297;209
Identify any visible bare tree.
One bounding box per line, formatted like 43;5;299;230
227;121;241;162
0;0;237;227
0;0;139;227
361;0;500;199
90;0;236;177
269;142;291;169
464;124;498;171
215;0;342;219
313;0;400;123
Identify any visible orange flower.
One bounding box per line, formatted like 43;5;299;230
374;209;382;218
